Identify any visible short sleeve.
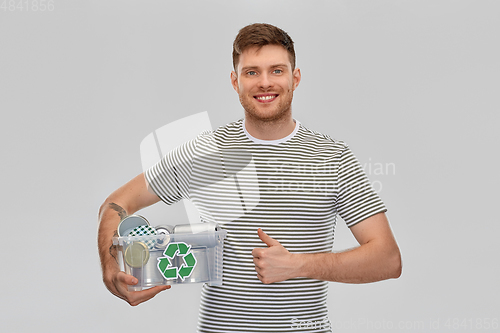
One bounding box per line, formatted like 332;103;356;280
336;145;387;227
145;138;198;205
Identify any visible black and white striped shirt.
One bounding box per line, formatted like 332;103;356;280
146;119;386;332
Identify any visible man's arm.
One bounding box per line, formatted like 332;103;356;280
252;212;402;284
98;173;169;306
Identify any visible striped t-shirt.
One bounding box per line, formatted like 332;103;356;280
145;119;386;332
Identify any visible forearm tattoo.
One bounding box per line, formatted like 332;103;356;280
108;202;127;263
109;230;119;264
109;202;127;219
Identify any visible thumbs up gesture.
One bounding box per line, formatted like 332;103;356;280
252;228;299;284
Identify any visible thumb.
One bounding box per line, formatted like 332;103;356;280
257;228;281;247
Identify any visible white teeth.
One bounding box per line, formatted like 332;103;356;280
256;95;276;101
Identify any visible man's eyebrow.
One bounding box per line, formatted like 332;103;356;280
240;66;259;72
240;63;288;72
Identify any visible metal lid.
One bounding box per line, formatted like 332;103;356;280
124;241;150;268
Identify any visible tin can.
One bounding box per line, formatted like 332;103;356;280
173;222;220;247
118;215;150;237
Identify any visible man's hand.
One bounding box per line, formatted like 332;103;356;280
251;213;401;285
103;269;170;306
98;173;165;305
252;228;299;284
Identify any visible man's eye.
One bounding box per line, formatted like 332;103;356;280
273;69;283;74
247;71;257;75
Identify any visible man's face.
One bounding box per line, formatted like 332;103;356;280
231;44;301;123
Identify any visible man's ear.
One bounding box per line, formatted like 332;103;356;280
231;71;239;93
292;68;301;91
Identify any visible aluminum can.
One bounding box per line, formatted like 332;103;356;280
154;224;174;249
173;222;219;247
118;215;150;237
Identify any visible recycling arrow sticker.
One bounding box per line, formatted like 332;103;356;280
157;242;197;281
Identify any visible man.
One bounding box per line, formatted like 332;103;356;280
98;23;401;332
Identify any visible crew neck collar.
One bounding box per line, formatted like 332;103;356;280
242;119;300;145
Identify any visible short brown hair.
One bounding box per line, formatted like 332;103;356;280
232;23;296;72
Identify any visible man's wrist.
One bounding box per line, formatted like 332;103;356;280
294;252;338;281
294;253;311;279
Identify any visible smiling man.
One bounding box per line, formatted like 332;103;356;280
98;23;401;332
231;42;300;140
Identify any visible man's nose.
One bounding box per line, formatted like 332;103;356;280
258;73;273;89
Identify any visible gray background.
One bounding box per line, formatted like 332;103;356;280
1;0;499;332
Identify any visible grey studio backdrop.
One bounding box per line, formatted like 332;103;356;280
1;1;499;332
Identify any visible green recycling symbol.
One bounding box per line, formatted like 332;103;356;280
157;242;197;281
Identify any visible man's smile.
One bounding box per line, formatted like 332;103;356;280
254;94;279;103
